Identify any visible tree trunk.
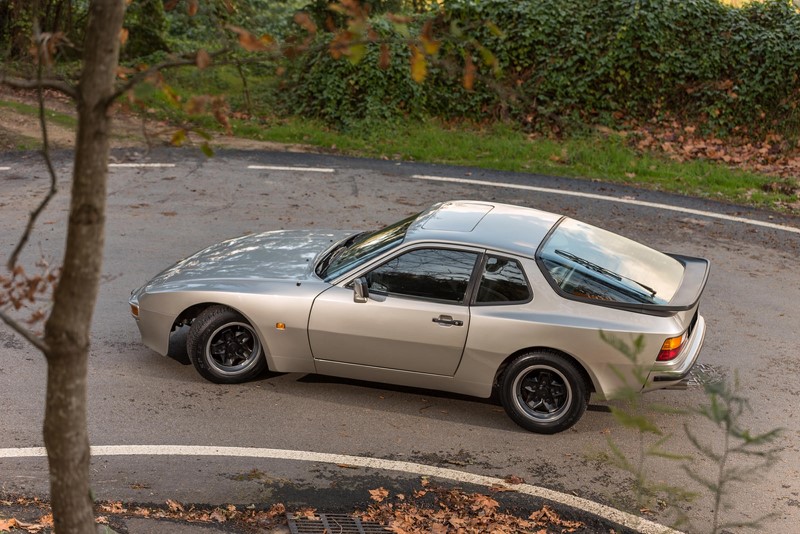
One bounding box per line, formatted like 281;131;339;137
41;1;125;532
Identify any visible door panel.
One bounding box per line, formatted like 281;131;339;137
308;285;470;376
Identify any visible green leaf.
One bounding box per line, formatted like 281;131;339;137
347;44;367;65
170;129;186;147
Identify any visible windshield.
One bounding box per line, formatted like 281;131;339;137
317;213;419;281
538;218;684;305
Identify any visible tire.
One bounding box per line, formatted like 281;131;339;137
500;351;589;434
186;305;267;384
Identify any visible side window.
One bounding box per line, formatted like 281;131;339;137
367;248;479;304
475;255;531;304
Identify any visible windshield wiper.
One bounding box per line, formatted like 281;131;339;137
554;249;657;297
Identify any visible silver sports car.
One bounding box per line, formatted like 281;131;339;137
130;200;708;433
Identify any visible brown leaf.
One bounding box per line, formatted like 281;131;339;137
212;97;232;135
185;95;209;115
294;12;317;34
387;13;413;24
164;0;179;11
503;474;525;485
420;23;440;56
187;0;199;16
119;28;129;46
166;499;184;512
369;487;389;502
227;25;271;52
463;54;475;91
337;463;360;469
471;493;500;512
196;49;211;69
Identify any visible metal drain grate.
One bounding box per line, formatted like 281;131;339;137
286;513;389;534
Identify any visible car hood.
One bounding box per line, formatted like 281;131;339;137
143;229;351;289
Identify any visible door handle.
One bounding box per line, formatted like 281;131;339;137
432;315;463;327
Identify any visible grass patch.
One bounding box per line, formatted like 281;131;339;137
0;99;77;129
232;116;792;210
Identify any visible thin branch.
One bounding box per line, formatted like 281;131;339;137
0;74;77;100
0;310;49;353
7;56;60;271
108;48;234;103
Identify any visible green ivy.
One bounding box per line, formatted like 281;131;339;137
280;18;426;130
282;0;800;137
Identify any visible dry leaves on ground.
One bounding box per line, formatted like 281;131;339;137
361;483;584;533
627;121;800;182
2;485;585;534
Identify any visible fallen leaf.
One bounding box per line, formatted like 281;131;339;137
166;499;184;513
369;487;389;503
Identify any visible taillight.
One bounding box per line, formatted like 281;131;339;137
657;332;686;361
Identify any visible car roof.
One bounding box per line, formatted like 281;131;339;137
404;200;563;258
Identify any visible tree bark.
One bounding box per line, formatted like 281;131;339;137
41;1;125;532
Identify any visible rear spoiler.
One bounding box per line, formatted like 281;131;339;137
608;254;710;316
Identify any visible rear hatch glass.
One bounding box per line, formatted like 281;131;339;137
538;218;685;306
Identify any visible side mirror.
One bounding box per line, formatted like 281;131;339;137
353;277;369;303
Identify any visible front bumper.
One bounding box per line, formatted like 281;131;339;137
128;287;172;356
643;314;706;391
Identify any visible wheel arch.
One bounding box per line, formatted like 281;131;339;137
172;301;273;369
494;346;597;394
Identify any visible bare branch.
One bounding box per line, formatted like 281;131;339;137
7;57;60;271
0;309;49;353
0;74;77;100
109;48;234;103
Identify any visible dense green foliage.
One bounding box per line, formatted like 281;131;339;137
280;19;426;130
165;0;307;53
3;0;799;139
282;0;800;136
124;0;169;59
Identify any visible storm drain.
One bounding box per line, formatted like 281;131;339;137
286;513;389;533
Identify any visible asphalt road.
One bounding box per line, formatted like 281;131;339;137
1;148;799;532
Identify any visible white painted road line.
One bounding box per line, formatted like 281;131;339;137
0;166;10;171
1;445;679;534
413;174;800;235
248;165;335;173
109;163;176;168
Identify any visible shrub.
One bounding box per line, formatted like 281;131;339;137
279;18;427;130
281;0;800;137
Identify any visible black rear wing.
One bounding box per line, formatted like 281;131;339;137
609;254;709;316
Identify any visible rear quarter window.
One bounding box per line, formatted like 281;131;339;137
537;219;684;306
475;255;531;304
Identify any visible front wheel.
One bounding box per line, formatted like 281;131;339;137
186;305;267;384
500;351;588;434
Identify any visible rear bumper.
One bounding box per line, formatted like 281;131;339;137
643;314;705;392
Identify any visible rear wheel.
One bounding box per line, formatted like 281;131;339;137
187;305;267;383
500;351;588;434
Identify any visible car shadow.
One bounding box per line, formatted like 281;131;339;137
284;372;612;431
163;327;611;430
